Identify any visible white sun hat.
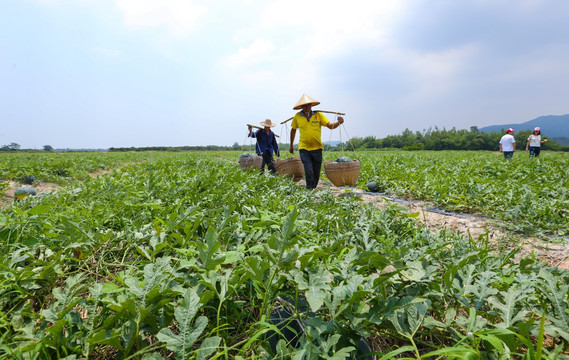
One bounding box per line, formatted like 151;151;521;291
260;119;276;127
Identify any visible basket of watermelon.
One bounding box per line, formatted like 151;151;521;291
324;156;360;187
275;157;304;182
238;153;263;170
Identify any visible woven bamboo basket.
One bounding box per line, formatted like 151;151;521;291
238;154;263;170
324;160;360;187
275;157;304;182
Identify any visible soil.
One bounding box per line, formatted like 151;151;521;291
0;169;113;207
0;180;61;207
301;179;569;270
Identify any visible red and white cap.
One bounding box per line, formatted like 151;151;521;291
534;127;540;131
506;128;515;133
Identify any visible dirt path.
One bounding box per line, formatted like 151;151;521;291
0;169;113;207
0;180;61;207
307;180;569;270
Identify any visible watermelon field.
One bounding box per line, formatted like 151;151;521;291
1;150;568;359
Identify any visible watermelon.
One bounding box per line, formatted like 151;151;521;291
365;181;379;192
23;175;36;185
15;186;36;200
334;156;353;163
240;153;255;159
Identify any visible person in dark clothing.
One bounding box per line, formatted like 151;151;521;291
248;119;280;174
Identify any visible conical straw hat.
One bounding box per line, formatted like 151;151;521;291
293;94;320;110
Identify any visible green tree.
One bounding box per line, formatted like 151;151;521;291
0;142;20;151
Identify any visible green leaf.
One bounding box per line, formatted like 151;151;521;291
196;336;221;360
322;346;356;360
200;269;234;301
196;227;225;271
422;346;478;359
538;268;569;324
293;267;333;312
478;334;505;353
223;251;241;265
487;288;529;329
87;328;122;350
400;261;427;282
465;270;499;309
141;353;165;360
377;345;416;360
41;273;86;322
280;207;298;244
243;255;271;283
27;204;51;215
156;288;207;359
389;300;430;339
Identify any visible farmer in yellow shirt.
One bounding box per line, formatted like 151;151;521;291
289;94;344;189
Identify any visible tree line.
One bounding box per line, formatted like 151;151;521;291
3;128;568;153
344;127;569;151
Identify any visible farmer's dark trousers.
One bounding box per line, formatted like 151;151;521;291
299;149;323;189
261;151;277;174
529;146;541;157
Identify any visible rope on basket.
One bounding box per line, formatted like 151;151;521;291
242;128;255;154
279;121;296;158
339;122;357;153
325;113;357;158
243;124;257;154
325;114;342;154
237;126;263;171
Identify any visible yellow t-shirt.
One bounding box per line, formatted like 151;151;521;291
291;111;330;151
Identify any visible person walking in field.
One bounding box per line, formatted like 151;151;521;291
499;128;516;159
525;127;546;158
248;119;280;174
289;94;344;189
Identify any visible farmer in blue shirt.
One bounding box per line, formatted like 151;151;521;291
248;119;280;174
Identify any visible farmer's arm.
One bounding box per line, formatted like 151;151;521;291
273;136;280;157
289;128;296;154
248;126;257;138
326;116;344;129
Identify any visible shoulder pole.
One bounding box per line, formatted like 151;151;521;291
280;110;345;124
246;124;279;137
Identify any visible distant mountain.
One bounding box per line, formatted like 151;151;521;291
478;114;569;145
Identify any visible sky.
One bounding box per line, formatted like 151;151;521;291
1;0;569;149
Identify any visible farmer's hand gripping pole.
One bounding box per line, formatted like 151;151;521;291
247;124;280;138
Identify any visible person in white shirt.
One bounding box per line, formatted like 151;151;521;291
525;127;546;157
499;128;516;159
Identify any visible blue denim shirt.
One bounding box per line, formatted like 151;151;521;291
248;129;280;157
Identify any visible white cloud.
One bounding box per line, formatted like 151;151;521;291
218;1;409;92
223;39;276;69
115;0;208;37
260;0;407;57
